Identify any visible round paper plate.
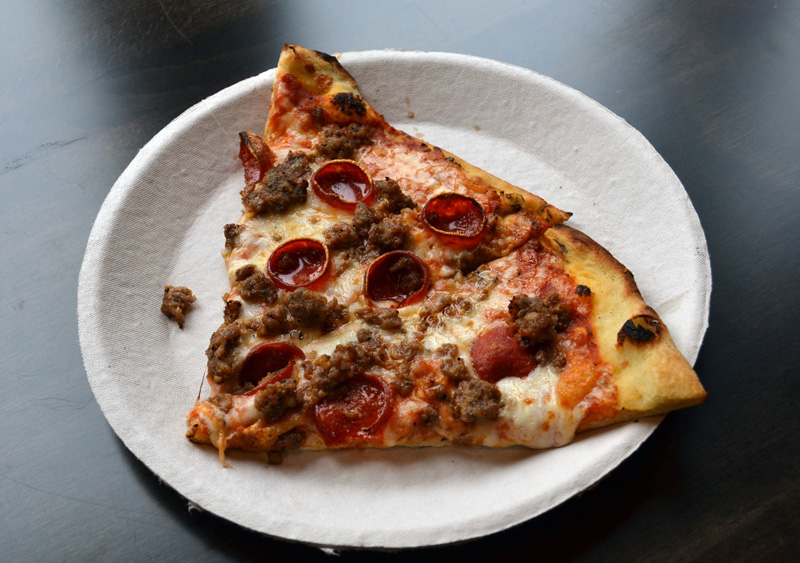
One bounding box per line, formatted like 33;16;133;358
78;50;710;548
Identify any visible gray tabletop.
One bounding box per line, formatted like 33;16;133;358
2;1;799;560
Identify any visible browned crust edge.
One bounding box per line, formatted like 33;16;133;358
544;224;707;431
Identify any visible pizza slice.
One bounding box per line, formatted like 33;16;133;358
186;44;706;464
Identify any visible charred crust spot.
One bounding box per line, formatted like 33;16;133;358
313;49;339;65
617;315;662;345
575;285;592;297
332;92;367;116
304;63;315;74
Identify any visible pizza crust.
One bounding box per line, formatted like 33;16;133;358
544;225;707;431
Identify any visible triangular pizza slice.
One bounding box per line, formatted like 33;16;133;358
186;44;705;464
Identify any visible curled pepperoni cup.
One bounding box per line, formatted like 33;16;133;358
267;238;330;290
422;193;487;246
238;131;274;184
239;341;305;395
312;375;395;446
364;251;429;308
470;325;537;383
310;159;374;210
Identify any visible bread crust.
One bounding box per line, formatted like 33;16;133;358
543;225;707;431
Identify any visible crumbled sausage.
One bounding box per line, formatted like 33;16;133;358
420;404;439;426
235;264;278;304
302;338;385;399
283;289;348;333
391;366;414;396
323;222;360;249
243;152;311;215
316;123;373;160
367;215;408;252
389;255;425;295
206;322;241;384
355;308;403;330
451;380;503;424
224;223;241;249
254;378;302;423
161;285;196;328
209;394;233;413
508;294;571;347
257;306;291;337
223;300;242;323
352;202;382;238
374;178;416;214
436;344;469;382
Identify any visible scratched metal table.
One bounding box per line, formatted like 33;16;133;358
2;1;799;560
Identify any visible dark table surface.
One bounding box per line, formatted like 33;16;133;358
2;1;799;560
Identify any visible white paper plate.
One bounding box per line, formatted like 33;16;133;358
78;50;710;548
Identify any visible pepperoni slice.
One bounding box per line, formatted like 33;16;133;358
423;193;487;246
364;251;429;307
239;341;305;395
312;374;395;446
267;239;330;290
470;325;538;383
311;160;374;210
238;131;275;184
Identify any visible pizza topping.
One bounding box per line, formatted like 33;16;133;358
267;239;330;290
352;202;382;238
364;251;429;307
223;300;242;323
161;285;196;328
238;341;305;393
311;159;374;210
316;122;373;160
617;314;662;345
312;374;395;446
451;379;503;424
238;131;275;184
254;378;302;423
508;294;571;348
223;223;241;250
282;288;349;333
423;193;487;246
206;322;241;384
242;151;311;215
366;214;409;253
374;177;416;214
235;264;279;303
436;343;470;382
355;307;403;330
470;324;538;383
323;221;360;249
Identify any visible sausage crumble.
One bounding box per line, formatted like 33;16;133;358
161;285;196;328
242;152;311;215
